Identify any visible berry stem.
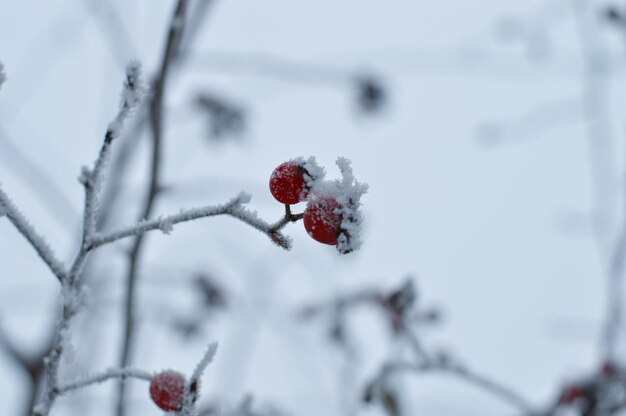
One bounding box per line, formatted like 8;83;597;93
269;204;305;233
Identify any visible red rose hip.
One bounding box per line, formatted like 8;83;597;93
150;370;186;411
560;384;584;404
269;161;309;205
304;197;343;245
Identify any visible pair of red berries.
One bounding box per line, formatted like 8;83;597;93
269;160;343;246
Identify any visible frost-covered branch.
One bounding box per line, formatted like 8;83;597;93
179;342;218;416
301;280;533;414
58;368;152;394
190;342;218;383
373;360;535;413
0;187;66;282
78;61;144;249
116;2;190;414
89;193;292;250
376;293;533;413
36;342;216;415
33;61;144;416
267;204;304;233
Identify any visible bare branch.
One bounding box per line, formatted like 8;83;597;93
89;193;292;250
116;2;190;414
58;368;152;394
378;360;535;413
0;187;66;283
33;62;145;416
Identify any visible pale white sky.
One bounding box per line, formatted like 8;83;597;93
0;0;624;415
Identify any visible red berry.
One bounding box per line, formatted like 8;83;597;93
269;162;309;205
304;197;343;245
150;370;186;412
560;385;584;404
602;361;617;378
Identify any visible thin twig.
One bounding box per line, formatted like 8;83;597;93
89;193;292;250
58;368;152;394
32;63;144;416
116;2;189;415
380;361;535;413
268;204;304;232
0;187;66;283
570;0;621;361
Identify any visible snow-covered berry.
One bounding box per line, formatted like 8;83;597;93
269;161;309;205
150;370;186;412
304;197;343;245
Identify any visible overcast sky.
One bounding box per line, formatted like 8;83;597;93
1;1;625;415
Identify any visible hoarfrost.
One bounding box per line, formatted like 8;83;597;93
157;217;174;234
179;342;218;416
234;191;252;204
305;157;367;254
119;60;143;110
60;327;76;363
107;60;144;140
191;342;218;381
273;156;326;202
300;156;325;190
334;157;368;254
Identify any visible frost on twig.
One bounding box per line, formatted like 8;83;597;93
79;61;145;240
306;157;368;254
89;192;292;250
334;157;368;254
33;63;146;416
108;60;144;140
190;342;218;382
299;279;533;414
0;186;66;282
35;343;217;416
179;342;218;416
59;368;152;394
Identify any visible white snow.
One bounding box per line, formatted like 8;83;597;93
304;157;368;254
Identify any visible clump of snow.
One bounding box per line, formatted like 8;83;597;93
107;60;145;139
119;60;143;111
60;327;76;363
0;62;5;90
305;157;367;254
300;156;325;189
333;158;368;254
280;156;325;202
233;191;252;205
157;216;174;234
